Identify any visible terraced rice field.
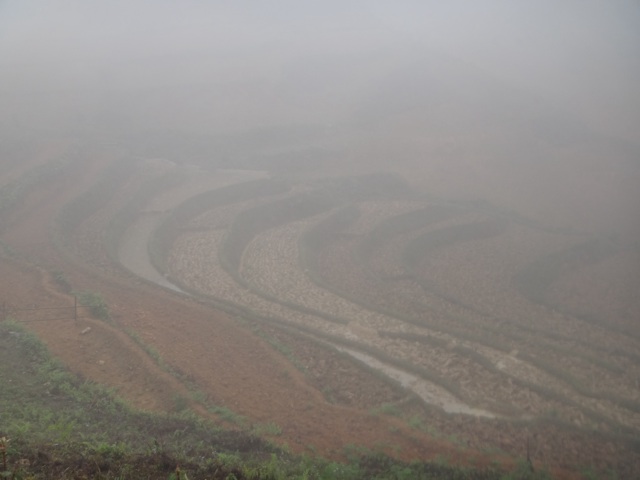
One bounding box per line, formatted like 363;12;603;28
138;163;640;438
3;145;638;475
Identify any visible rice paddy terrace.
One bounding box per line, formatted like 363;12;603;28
117;158;640;470
137;160;639;452
2;145;639;476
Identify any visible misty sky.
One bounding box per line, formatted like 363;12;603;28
1;1;639;138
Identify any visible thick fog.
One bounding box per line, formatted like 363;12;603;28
1;0;639;237
3;3;640;473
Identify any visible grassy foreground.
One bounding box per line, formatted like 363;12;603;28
0;319;551;479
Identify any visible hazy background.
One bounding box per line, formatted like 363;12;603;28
1;0;639;238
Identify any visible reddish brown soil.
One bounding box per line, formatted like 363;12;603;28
0;143;511;471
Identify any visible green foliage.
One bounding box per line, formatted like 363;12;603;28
125;329;167;369
173;394;189;413
207;405;247;426
92;441;128;458
0;320;621;479
216;452;241;469
252;422;283;437
251;330;309;372
74;291;110;320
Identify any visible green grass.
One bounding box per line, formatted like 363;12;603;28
125;329;170;371
1;319;572;479
250;328;309;373
252;422;283;437
74;290;111;321
207;405;248;427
